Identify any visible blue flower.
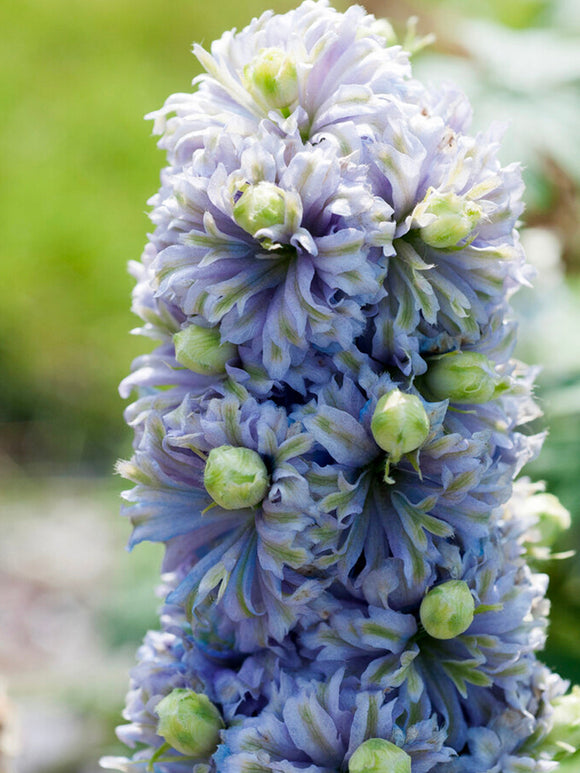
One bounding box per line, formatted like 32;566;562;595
101;604;301;773
301;538;551;752
118;383;329;651
217;668;454;773
436;662;569;772
142;124;393;381
109;2;577;770
142;2;530;383
296;369;532;591
148;1;412;157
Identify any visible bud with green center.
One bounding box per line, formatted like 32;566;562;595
422;351;508;404
233;181;287;238
155;689;224;758
243;47;298;113
418;190;482;249
349;738;411;773
420;580;475;640
370;390;430;464
173;324;236;375
204;445;269;510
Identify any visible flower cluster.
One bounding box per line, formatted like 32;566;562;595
104;3;578;772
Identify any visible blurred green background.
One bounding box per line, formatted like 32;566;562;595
0;0;579;770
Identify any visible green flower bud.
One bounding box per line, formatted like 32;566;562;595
204;445;269;510
243;47;298;112
155;689;224;758
370;390;430;462
417;190;482;249
349;738;412;773
420;580;475;640
173;324;236;375
422;351;507;404
233;181;287;237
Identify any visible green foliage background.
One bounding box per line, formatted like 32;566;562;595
0;0;301;472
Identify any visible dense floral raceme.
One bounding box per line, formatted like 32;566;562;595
106;2;579;771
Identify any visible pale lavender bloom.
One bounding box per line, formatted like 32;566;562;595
361;113;529;375
148;1;413;161
301;539;551;751
118;382;330;651
295;367;537;592
144;124;392;381
108;2;577;771
216;668;454;773
102;604;301;773
141;1;531;382
437;663;568;772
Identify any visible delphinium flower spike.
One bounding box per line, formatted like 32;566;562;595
103;3;578;772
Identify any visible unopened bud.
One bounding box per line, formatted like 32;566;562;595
418;190;481;249
174;324;236;375
243;47;298;112
371;390;430;462
233;181;287;237
423;351;507;404
204;445;269;510
349;738;411;773
156;689;224;758
420;580;475;640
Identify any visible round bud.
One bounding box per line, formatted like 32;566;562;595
243;47;298;111
173;324;236;375
155;689;224;758
419;191;482;249
423;351;505;404
204;445;269;510
349;738;411;773
233;182;287;237
420;580;475;640
370;390;430;462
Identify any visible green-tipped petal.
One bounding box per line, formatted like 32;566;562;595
156;689;224;758
204;445;269;510
420;580;475;639
349;738;411;773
